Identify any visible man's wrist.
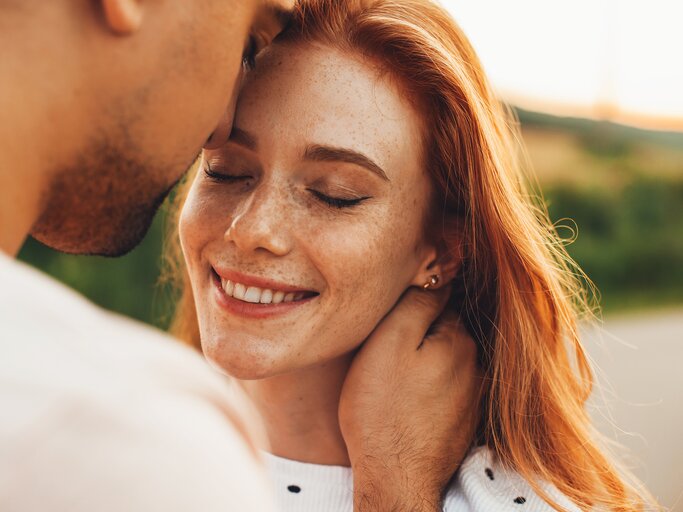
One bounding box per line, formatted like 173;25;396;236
354;491;442;512
352;463;443;512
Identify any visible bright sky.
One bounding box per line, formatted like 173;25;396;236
440;0;683;128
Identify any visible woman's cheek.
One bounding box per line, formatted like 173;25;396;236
183;184;238;241
311;214;409;330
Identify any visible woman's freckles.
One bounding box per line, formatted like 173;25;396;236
179;42;433;378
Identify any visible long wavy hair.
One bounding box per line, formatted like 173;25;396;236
164;1;655;510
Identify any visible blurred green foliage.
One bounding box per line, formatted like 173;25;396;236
544;176;683;311
518;108;683;311
17;110;683;326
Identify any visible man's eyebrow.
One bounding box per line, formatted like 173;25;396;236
304;145;390;182
228;127;258;151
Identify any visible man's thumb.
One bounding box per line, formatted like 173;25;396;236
372;285;451;347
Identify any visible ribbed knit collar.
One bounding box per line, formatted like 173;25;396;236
262;451;353;489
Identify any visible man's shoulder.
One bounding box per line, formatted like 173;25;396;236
0;252;169;347
0;255;275;510
0;253;211;383
0;254;236;446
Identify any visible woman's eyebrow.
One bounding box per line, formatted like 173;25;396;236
304;145;389;181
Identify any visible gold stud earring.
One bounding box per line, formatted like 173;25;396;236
423;274;439;289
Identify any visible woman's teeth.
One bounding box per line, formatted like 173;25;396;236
221;279;306;304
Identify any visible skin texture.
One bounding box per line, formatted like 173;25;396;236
0;0;292;256
340;288;482;511
180;42;466;471
0;2;479;508
181;43;443;381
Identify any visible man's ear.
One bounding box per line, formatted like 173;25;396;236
101;0;143;35
411;219;463;289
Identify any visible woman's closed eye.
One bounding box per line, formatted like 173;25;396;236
307;189;371;209
204;163;252;182
203;162;372;210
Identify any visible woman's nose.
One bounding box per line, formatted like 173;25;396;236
224;188;292;257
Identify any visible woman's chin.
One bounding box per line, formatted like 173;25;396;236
200;339;288;381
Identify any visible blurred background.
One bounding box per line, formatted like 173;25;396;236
17;1;682;510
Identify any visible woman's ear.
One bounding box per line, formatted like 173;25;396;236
411;219;463;289
101;0;144;35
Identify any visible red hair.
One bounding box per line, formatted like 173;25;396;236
166;1;656;510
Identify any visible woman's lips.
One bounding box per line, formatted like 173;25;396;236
213;267;316;294
210;269;317;319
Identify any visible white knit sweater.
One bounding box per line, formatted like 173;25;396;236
264;445;581;511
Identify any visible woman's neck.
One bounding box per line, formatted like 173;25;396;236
237;353;354;466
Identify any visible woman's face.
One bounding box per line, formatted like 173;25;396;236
180;43;438;379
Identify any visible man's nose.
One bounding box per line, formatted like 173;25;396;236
205;71;244;150
204;107;234;150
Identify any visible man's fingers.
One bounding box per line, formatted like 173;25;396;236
422;310;481;380
426;310;468;343
369;286;451;350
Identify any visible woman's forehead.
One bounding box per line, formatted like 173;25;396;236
234;43;425;179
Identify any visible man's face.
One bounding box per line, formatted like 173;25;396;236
31;0;293;256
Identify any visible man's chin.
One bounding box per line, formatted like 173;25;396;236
31;216;152;257
29;125;189;258
30;195;165;257
30;174;176;257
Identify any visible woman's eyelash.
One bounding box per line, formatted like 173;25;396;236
308;189;370;209
203;164;248;182
203;167;368;209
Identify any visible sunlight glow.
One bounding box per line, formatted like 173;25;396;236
441;0;683;128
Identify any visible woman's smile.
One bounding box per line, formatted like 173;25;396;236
211;267;319;319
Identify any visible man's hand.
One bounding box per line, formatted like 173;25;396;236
339;287;482;512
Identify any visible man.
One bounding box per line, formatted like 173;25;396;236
0;1;480;510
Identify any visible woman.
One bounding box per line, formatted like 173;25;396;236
167;0;654;510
